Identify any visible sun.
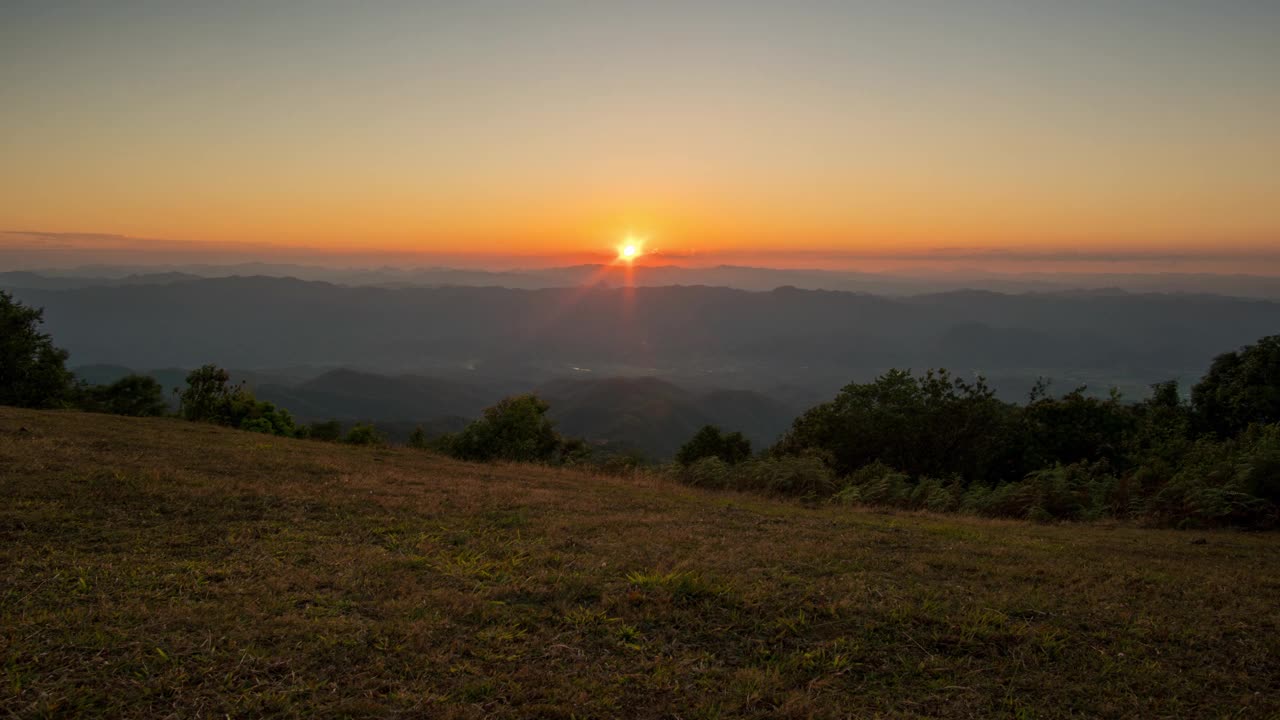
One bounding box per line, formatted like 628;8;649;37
616;235;645;263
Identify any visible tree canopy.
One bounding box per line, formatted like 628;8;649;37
444;394;583;464
676;425;753;466
1192;336;1280;437
0;290;73;408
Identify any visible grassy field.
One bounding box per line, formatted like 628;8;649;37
2;408;1277;719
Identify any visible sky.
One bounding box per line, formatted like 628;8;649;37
2;1;1277;270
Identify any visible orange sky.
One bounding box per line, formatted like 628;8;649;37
1;3;1276;268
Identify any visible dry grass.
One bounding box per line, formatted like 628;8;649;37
2;407;1277;719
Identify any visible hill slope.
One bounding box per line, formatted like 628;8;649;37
2;408;1277;718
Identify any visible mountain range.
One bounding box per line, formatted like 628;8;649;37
8;272;1278;457
7;264;1280;298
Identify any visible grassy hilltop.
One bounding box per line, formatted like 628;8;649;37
2;408;1278;718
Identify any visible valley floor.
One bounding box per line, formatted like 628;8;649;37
1;408;1277;718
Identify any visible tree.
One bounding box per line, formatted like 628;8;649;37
773;369;1012;483
1019;386;1134;471
1121;380;1192;486
81;374;168;417
1192;336;1280;437
178;364;234;422
445;394;566;463
0;290;73;408
676;425;752;466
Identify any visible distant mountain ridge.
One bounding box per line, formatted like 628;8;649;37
8;264;1280;298
32;274;1279;458
15;276;1275;400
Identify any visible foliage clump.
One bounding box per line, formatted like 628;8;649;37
0;290;74;408
177;364;299;437
675;425;752;466
307;420;343;442
344;423;385;446
76;374;168;417
441;394;586;464
1192;336;1280;437
671;338;1280;529
678;453;835;497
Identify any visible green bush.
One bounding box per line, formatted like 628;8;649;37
308;420;343;442
833;462;914;507
677;457;732;490
909;477;960;513
673;454;835;497
176;364;299;437
443;394;580;464
1237;424;1280;504
77;374;168;417
240;417;276;434
959;462;1114;522
675;425;753;466
1143;425;1279;528
734;455;835;496
345;423;384;446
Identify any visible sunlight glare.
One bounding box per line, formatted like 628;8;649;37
617;235;645;262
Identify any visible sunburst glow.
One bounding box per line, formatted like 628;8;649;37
617;236;645;263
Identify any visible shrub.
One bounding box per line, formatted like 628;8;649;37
833;462;914;507
176;364;299;437
909;476;960;513
240;417;276;434
1146;481;1272;529
444;394;577;464
1237;424;1280;505
677;457;731;490
592;450;651;476
676;425;753;466
734;455;835;497
308;420;343;442
237;402;298;437
78;374;168;417
1143;425;1280;528
556;435;593;466
345;423;384;446
961;462;1113;522
408;425;429;449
